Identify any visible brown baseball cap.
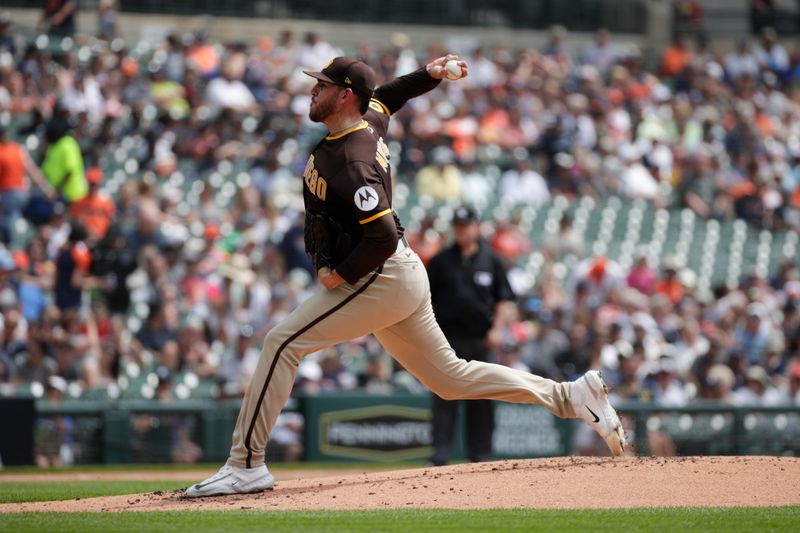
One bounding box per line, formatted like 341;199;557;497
303;56;376;99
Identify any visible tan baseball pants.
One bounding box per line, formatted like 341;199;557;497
229;244;578;468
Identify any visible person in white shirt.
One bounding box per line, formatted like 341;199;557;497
465;46;499;88
390;32;419;77
648;357;689;407
732;366;786;406
297;32;340;71
220;326;262;395
753;27;789;73
250;154;296;198
204;54;256;112
643;136;674;183
460;156;493;208
619;143;660;200
499;156;550;208
581;28;626;76
724;40;760;81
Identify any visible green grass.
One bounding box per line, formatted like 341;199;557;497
0;508;797;533
0;481;189;503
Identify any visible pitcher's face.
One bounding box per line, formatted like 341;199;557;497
309;81;342;123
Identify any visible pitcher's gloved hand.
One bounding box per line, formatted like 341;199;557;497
305;208;353;272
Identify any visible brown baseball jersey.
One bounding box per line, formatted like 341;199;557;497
302;67;441;284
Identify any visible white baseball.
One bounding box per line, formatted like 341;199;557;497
444;60;462;80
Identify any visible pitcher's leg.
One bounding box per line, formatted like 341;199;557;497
374;300;577;419
228;317;304;469
229;270;403;468
229;263;424;468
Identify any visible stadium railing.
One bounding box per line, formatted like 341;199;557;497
2;394;797;465
615;402;800;457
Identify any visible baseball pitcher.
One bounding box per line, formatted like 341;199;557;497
186;54;625;497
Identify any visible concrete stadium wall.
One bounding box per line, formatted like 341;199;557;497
5;7;656;58
5;3;780;69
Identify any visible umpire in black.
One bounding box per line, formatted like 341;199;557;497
427;206;515;465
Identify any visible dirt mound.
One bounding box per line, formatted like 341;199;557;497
2;456;798;512
0;467;393;483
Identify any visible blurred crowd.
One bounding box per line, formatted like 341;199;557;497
0;4;799;420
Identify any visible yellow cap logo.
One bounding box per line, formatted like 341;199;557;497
344;77;352;84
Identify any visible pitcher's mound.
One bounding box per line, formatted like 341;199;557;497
4;456;799;512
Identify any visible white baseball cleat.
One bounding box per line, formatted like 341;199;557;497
185;462;275;498
571;370;626;456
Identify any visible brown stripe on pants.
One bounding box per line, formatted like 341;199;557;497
228;246;577;468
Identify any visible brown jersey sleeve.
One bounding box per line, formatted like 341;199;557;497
370;67;442;116
333;161;398;284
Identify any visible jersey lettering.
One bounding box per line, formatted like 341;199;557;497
376;137;390;172
303;155;327;201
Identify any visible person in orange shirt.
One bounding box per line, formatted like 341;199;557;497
0;125;56;244
186;31;220;77
68;166;116;240
660;34;693;77
654;259;685;304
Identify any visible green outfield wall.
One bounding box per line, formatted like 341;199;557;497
1;394;798;465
